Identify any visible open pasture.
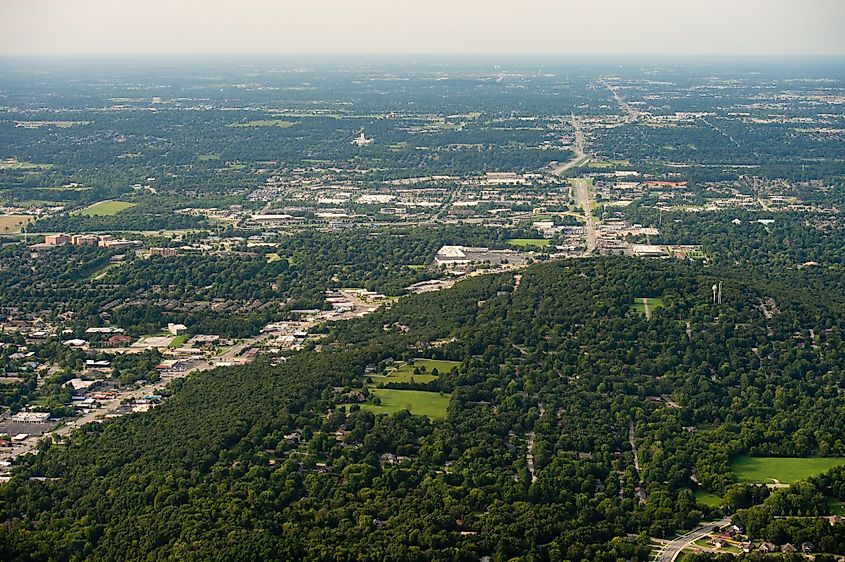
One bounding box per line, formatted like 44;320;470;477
731;455;845;485
0;215;32;233
78;200;136;216
359;389;450;421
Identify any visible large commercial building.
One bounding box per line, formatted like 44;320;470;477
44;234;71;245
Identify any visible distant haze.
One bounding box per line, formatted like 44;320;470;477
1;0;844;56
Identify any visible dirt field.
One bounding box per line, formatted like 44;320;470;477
0;215;33;233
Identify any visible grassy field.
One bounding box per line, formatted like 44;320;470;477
732;455;845;484
233;120;296;128
0;158;53;170
168;334;190;348
630;297;665;316
353;359;459;419
15;120;90;129
0;215;33;233
694;489;723;507
89;262;123;280
368;359;460;386
78;200;137;216
587;159;631;169
667;246;707;260
406;359;460;372
197;154;220;161
359;389;450;421
507;238;551;248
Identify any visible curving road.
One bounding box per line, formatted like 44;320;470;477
652;517;732;562
552;113;589;175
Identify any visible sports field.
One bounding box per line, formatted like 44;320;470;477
360;389;450;421
731;455;845;485
78;200;136;216
507;238;550;248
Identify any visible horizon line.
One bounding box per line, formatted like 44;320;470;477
1;51;845;58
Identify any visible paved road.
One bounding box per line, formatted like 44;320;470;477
600;79;641;122
218;332;273;361
2;296;387;465
552;114;589;175
653;517;732;562
549;114;598;255
629;421;641;476
1;333;277;463
525;432;537;482
573;178;597;254
1;357;218;462
642;297;652;320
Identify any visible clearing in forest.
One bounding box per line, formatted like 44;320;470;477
367;358;460;386
78;200;137;216
693;489;722;507
731;455;845;485
359;389;450;421
0;158;53;170
630;297;665;319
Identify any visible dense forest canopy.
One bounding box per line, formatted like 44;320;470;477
2;258;845;560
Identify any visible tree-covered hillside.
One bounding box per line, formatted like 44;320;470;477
2;259;845;561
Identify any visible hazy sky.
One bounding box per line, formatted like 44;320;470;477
1;0;844;56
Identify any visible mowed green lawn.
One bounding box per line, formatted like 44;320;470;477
407;359;460;373
732;455;845;484
78;200;137;216
368;358;460;386
168;334;190;348
360;389;450;421
693;489;723;507
507;238;550;248
630;297;665;315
